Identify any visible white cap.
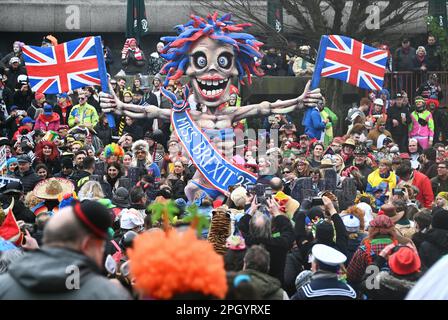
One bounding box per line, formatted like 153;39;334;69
374;98;384;106
9;57;20;64
341;214;361;233
312;244;347;266
120;208;144;230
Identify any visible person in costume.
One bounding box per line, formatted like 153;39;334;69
103;143;125;165
409;96;434;150
100;13;322;202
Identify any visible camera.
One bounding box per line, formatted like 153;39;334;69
311;197;324;206
392;188;404;196
246;183;255;194
254;183;272;206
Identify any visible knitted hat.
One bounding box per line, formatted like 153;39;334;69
341;214;361;233
315;221;334;243
128;228;227;299
72;200;112;239
112;187;130;208
369;215;394;229
437;192;448;202
432;209;448;230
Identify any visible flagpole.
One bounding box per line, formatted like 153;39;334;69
310;35;329;90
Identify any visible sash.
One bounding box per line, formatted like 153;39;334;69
171;110;257;195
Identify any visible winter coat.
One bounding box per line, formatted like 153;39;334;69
367;169;398;193
410;170;434;209
426;44;442;71
53;105;72;126
1;85;14;109
347;236;399;285
123;123;144;141
13;89;33;110
121;50;147;75
409;110;434;139
34;112;60;132
346;232;368;266
34;157;62;176
419;228;448;270
5;66;27;91
303;107;325;140
237;269;286;300
167;174;187;200
237;214;295;285
362;270;419;300
26;100;43;120
0;247;131;300
13;169;42;193
394;47;416;71
431;176;448;195
386;105;412;138
292;271;356;300
94;123;114;147
68;103;99;128
0;194;35;224
260;53;282;76
420;160;438;180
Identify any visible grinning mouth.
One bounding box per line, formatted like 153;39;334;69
196;77;229;98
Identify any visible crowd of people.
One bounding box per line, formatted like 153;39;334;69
0;33;448;300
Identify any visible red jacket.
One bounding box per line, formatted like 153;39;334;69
34;113;60;132
412;170;434;209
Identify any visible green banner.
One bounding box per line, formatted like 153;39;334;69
267;0;283;33
126;0;150;43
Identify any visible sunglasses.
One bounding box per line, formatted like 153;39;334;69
283;170;291;174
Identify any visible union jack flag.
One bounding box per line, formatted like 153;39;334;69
22;36;108;94
311;35;388;91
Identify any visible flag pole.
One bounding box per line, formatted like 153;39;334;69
94;36;116;128
310;35;329;90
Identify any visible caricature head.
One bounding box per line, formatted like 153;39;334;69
160;13;264;108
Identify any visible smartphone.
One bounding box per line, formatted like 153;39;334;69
265;187;273;199
392;188;404;196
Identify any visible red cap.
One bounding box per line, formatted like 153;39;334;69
388;247;421;275
213;199;224;209
399;153;410;159
35;92;45;101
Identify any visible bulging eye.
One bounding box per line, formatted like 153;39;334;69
217;53;232;69
193;52;207;69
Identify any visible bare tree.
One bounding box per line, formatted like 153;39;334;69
194;0;429;134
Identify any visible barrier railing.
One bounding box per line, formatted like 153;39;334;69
383;71;448;104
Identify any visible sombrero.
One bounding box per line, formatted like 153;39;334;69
33;178;75;200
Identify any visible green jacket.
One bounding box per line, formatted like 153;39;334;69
68;103;99;128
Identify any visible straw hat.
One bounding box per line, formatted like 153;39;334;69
33;178;75;200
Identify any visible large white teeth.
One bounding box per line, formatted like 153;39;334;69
217;89;223;94
212;90;216;95
206;80;212;86
202;89;207;95
213;80;219;86
207;90;212;96
219;80;224;84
